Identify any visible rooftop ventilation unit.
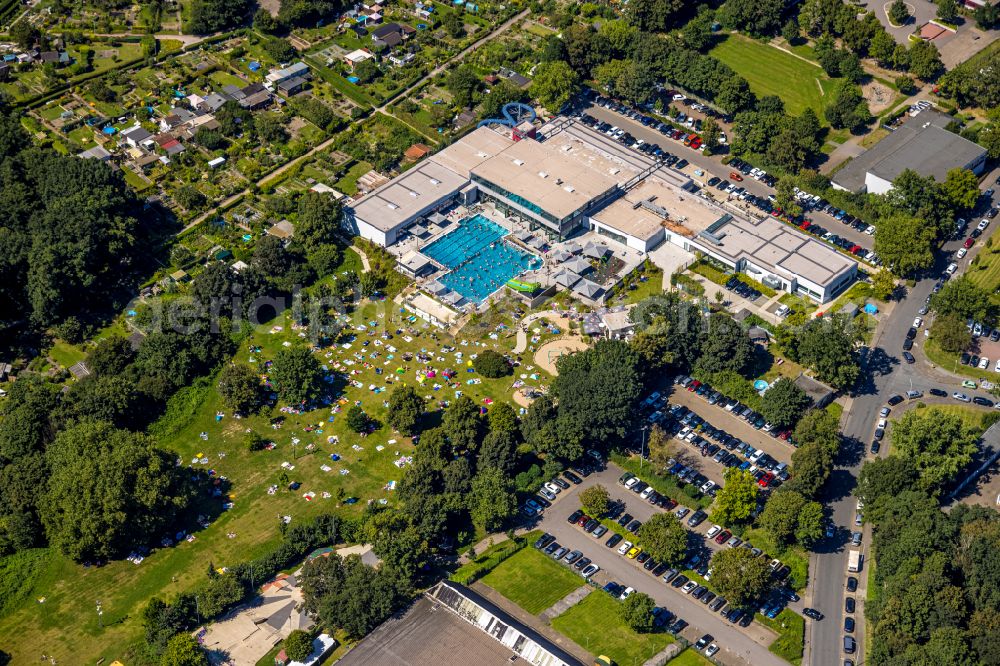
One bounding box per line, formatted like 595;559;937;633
639;198;670;220
387;202;400;210
609;168;620;175
409;191;419;197
538;171;548;178
429;178;441;185
513;159;525;166
563;185;575;193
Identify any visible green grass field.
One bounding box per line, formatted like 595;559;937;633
0;249;556;664
908;404;996;433
756;609;805;665
551;591;673;665
668;648;713;666
710;35;838;120
481;547;584;614
966;243;1000;292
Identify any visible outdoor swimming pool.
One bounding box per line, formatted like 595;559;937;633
422;214;539;302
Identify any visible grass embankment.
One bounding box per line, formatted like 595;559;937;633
552;590;673;665
481;546;585;614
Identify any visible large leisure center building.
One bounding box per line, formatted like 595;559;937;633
343;118;857;303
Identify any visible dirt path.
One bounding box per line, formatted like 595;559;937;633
512;311;569;354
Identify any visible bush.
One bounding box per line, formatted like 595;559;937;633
345;405;369;433
473;349;511;378
244;430;268;452
283;630;313;662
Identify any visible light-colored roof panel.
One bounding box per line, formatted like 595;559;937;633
429;127;513;177
348;160;467;232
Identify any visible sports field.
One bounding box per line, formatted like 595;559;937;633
710;35;839;119
480;547;585;614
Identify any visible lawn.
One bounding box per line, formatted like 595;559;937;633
481;547;584;614
909;404;996;434
922;336;994;382
551;591;673;664
335;160;375;195
741;527;809;591
756;608;805;666
667;648;713;666
967;243;1000;292
0;250;559;664
710;35;837;120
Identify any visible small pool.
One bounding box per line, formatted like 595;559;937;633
347;75;360;84
422;214;539;302
753;380;769;391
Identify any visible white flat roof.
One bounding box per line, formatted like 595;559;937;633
471;135;624;221
347;160;467;233
429;126;513;177
696;215;855;288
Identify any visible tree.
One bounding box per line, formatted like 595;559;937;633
473;349;511;378
716;76;757;115
775;178;803;218
254;8;279;32
627;0;685;32
442;395;483;454
874;214;936;277
779;315;861;390
278;0;343;27
271;346;326;404
478;430;518;475
300;553;411;639
872;269;897;301
580;484;611;517
795;497;825;546
892;408;979;492
909;39;944;80
387;385;424;435
711;468;760;525
718;0;786;35
889;0;910;25
787;441;833;498
759;378;811;429
296;191;342;252
41;421;195;562
936;0;959;21
855;456;919;525
895;74;916;94
469;467;517;532
871;29;899;67
283;630;314;662
711;547;773;606
160;634;208;666
620;592;655;632
759;489;807;546
10;21;39;49
530;61;579;111
701;118;721;154
552;340;642;444
345;406;369;433
87;336;135;376
974;1;1000;29
825;81;871;132
694;313;754;376
931;313;972;354
487;402;519;435
932;277;994;324
217;363;262;414
187;0;253;33
446;65;481;108
782;18;801;44
942;168;982;212
442;10;464;38
263;37;297;63
637;512;688;565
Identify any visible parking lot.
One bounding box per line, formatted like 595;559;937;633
530;464;791;666
580;102;875;254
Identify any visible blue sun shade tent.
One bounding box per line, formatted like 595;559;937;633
248;61;261;71
864;303;878;315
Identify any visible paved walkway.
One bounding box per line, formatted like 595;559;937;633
350;244;371;272
540;585;591;621
643;643;684;666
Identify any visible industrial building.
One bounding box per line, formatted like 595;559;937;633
832;110;987;195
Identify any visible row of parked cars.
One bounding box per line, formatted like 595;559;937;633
534;531;601;580
522;451;603;517
579;113;691;168
671;375;801;447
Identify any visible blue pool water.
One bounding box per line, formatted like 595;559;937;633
422;214;539;302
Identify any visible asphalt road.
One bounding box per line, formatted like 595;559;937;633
808;183;1000;666
532;464;791;666
581;103;876;253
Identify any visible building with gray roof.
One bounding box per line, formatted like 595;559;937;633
832;110;987;194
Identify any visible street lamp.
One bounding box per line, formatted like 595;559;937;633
640;425;649;471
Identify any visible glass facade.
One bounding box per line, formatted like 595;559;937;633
471;175;561;226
